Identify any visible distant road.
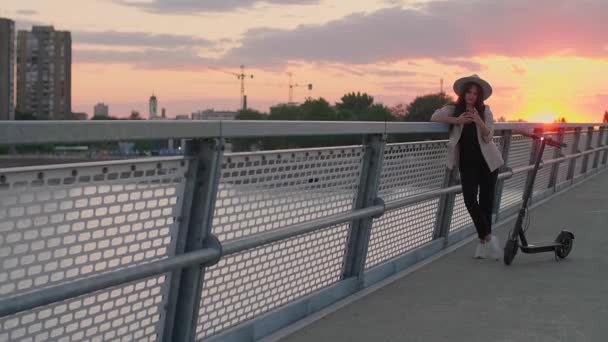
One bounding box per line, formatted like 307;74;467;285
0;156;119;168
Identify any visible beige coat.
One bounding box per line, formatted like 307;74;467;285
431;104;504;172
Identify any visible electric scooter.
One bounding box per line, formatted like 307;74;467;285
503;130;575;265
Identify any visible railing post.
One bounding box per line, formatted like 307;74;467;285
162;138;224;342
581;126;594;175
432;167;458;244
593;126;605;170
342;134;386;285
492;130;512;223
548;128;565;191
567;127;582;182
602;126;608;167
524;128;543;206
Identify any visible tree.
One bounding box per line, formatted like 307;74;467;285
389;103;407;118
268;104;303;121
235;108;266;120
358;103;395;122
497;116;506;122
553;117;567;123
336;92;374;120
403;92;453;122
91;115;118;120
603;110;608;123
129;111;142;120
300;97;337;121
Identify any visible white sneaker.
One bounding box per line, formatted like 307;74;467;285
474;241;487;259
489;235;502;260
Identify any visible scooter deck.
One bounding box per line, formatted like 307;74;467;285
520;242;561;254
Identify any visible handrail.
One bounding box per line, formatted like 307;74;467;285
0;120;606;145
0;248;220;317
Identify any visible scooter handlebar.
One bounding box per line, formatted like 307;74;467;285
514;130;567;149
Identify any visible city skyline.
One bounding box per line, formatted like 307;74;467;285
1;0;608;122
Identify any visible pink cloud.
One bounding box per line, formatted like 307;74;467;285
225;0;608;66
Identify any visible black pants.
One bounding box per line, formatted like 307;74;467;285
459;159;499;239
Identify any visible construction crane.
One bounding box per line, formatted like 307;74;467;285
209;65;254;110
287;72;312;104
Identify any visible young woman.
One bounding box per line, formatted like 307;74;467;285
431;74;504;259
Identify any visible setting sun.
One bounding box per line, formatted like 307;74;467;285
527;113;559;123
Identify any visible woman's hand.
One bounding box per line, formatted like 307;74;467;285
456;113;475;125
463;108;483;125
464;108;491;140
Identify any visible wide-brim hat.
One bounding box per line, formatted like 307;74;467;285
453;74;492;100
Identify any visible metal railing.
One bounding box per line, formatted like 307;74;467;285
0;120;607;342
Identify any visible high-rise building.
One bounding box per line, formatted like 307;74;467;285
94;102;109;117
149;94;157;119
17;26;71;119
0;18;15;120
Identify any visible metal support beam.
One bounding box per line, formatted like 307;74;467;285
567;128;582;182
548;128;565;190
581;126;594;174
163;138;225;342
432;167;458;244
492;130;512;223
593;126;605;170
602;126;608;167
342;134;386;285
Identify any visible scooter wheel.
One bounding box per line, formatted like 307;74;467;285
556;234;574;259
503;238;518;265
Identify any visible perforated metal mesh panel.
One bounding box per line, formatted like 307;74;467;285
0;274;167;342
212;147;364;242
195;224;349;339
589;129;600;170
500;135;531;212
449;194;473;232
556;133;576;185
365;199;439;269
0;158;186;300
574;132;588;178
378;142;447;202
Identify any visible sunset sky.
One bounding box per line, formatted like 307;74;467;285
3;0;607;122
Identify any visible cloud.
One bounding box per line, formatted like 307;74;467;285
16;9;38;15
74;31;213;48
73;47;215;70
114;0;319;14
380;81;441;94
315;63;422;78
223;0;608;66
511;64;526;75
434;58;485;72
493;85;520;94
